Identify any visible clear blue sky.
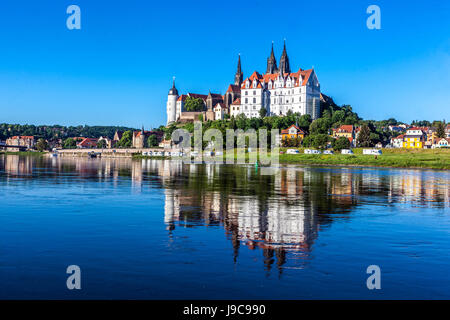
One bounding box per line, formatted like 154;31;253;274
0;0;449;128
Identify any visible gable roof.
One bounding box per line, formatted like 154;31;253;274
281;124;306;135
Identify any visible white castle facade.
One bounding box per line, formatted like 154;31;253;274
166;41;321;125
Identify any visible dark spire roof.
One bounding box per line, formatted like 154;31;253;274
279;39;291;74
266;41;278;74
168;77;178;95
237;54;242;74
234;54;243;86
270;41;276;59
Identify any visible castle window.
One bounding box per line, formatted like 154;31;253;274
253;98;256;103
253;90;256;95
245;91;248;95
245;98;248;103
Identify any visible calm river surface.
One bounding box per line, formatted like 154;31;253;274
0;155;449;299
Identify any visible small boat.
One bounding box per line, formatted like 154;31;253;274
88;152;98;158
51;153;58;157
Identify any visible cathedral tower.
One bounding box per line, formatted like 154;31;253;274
278;40;291;75
166;77;178;125
234;54;243;86
266;42;278;74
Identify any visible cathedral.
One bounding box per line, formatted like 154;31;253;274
166;41;321;125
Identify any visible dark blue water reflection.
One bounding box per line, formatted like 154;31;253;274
0;155;449;299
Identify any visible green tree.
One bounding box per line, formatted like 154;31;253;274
147;134;158;147
297;114;312;130
332;136;350;151
63;138;77;149
436;122;446;138
97;139;107;149
118;130;132;148
358;125;372;147
259;107;267;118
309;118;331;135
185;96;205;112
36;138;49;152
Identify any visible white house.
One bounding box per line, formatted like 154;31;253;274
432;138;450;148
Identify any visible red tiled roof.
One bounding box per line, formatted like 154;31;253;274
334;125;354;133
231;98;241;105
281;124;306;135
10;136;34;139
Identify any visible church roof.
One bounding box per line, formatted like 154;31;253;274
226;84;240;93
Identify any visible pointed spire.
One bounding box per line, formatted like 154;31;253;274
270;41;275;59
234;54;243;86
279;38;291;74
237;54;242;73
266;42;278;74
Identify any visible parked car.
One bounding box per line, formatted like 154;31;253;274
304;149;321;154
341;149;354;155
286;149;300;154
363;149;382;155
323;150;334;155
142;152;148;156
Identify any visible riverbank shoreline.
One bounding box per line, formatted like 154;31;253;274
2;149;448;170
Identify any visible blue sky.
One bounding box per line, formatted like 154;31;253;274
0;0;449;128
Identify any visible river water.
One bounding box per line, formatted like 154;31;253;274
0;155;449;299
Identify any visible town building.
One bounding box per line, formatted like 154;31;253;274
432;137;450;149
166;41;320;125
281;124;306;141
132;128;164;148
6;136;35;150
77;138;98;148
332;125;356;146
403;127;425;149
391;134;405;148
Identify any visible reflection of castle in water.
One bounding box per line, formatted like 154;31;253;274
1;155;449;271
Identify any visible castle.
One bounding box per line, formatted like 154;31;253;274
166;41;321;125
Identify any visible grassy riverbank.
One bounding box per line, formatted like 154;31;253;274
278;148;450;170
134;148;450;170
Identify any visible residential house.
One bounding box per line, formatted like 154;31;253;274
332;125;355;146
77;138;98;149
229;98;241;118
432;137;450;149
391;134;405;148
281;124;306;141
446;124;450;138
213;102;229;120
6;136;35;149
403;127;425;149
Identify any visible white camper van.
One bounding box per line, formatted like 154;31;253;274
341;149;354;155
363;149;382;155
287;149;300;154
304;149;321;154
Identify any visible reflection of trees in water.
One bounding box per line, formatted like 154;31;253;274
1;156;449;270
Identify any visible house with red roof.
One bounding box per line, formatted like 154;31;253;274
77;138;98;149
391;134;405;148
281;125;307;141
